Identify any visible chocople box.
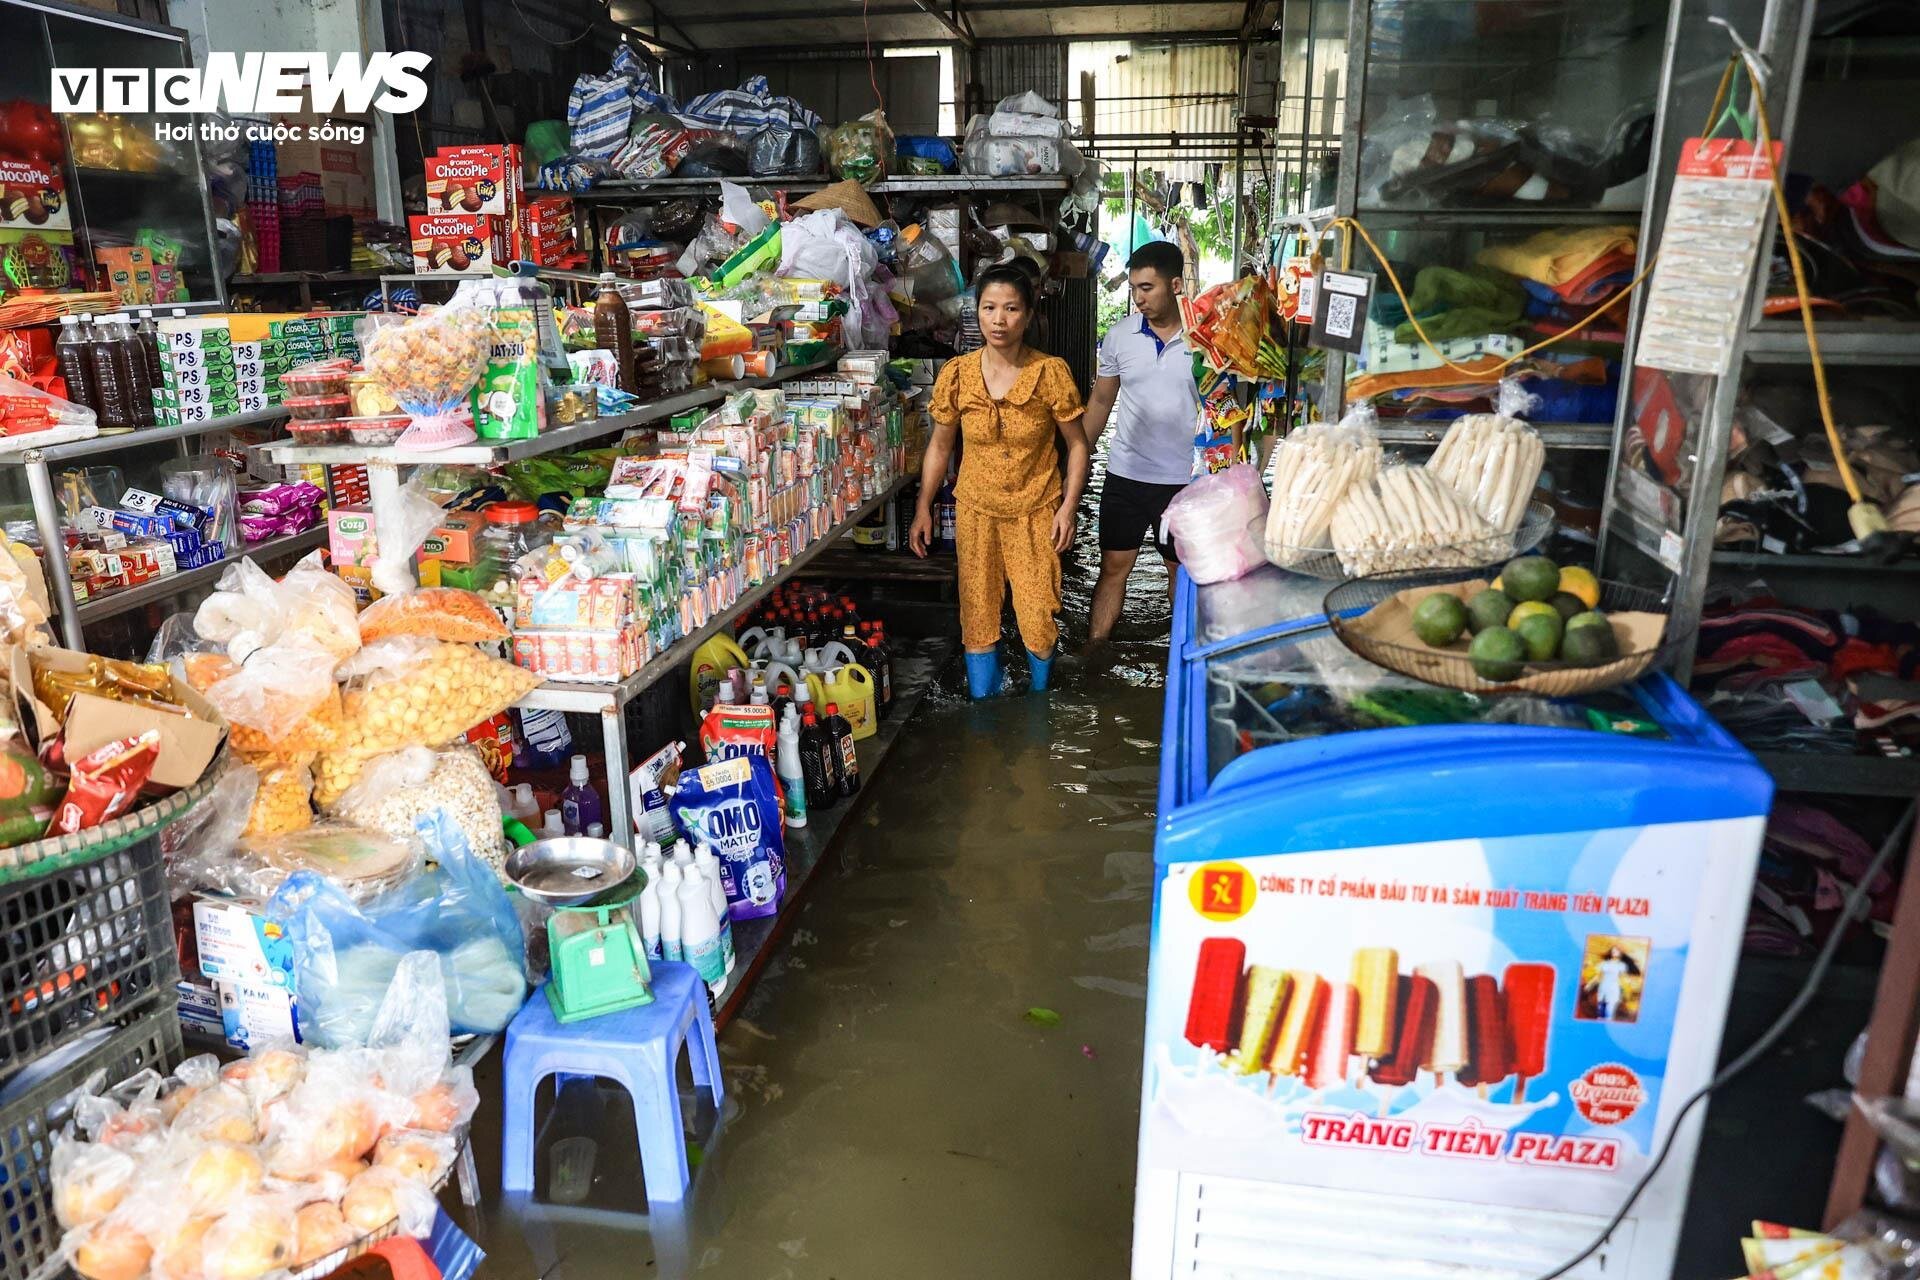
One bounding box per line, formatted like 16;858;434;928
408;213;508;275
426;144;520;219
0;158;70;232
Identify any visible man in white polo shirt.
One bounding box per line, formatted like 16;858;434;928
1083;241;1199;647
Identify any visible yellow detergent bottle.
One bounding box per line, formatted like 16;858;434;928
818;662;877;739
690;631;753;715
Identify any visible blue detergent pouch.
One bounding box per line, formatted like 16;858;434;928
668;755;787;920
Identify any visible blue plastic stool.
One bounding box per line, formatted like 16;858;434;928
502;963;723;1206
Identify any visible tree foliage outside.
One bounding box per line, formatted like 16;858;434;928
1094;163;1273;338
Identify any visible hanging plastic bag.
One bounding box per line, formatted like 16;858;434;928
749;124;820;177
359;307;493;453
1165;464;1269;584
268;811;527;1046
369;479;446;599
1424;378;1547;536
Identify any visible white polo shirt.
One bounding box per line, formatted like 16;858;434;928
1097;314;1200;486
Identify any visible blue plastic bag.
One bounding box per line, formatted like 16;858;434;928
267;811;528;1047
896;135;957;171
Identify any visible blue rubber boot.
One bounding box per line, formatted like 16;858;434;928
1026;648;1055;693
965;649;1003;699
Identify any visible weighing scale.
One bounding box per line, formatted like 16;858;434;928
504;837;655;1022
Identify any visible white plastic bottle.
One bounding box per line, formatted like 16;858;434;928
694;843;736;974
542;808;565;838
659;861;684;962
776;706;808;829
677;864;726;992
637;844;664;961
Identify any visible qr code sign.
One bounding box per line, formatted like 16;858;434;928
1324;291;1358;339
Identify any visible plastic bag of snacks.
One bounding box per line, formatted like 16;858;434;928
1262;411;1385;565
358;305;493;452
192;552;360;664
356;587;507;645
823;109;892;185
187;640;343;766
242;760;313;839
314;639;542;806
326;744;505;871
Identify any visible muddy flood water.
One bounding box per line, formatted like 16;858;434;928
465;469;1175;1278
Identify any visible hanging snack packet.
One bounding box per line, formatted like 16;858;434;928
667;755;786;920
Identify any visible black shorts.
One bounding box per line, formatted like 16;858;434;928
1099;473;1186;560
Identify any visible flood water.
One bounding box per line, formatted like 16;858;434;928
469;466;1173;1278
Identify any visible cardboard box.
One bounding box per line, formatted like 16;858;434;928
176;979;224;1039
27;648;225;789
0;158;71;232
425;512;484;564
425;144;520;219
408;213;507;274
193;899;295;988
218;979;300;1050
328;505;375;570
95;246;153;304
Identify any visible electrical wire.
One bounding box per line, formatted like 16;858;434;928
1533;801;1916;1279
510;0;603;46
863;0;886;117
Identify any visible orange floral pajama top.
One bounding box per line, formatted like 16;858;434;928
929;350;1085;655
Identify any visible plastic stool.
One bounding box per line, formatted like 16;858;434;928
502;963;723;1206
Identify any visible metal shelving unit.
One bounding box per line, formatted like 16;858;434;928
1595;0;1920;794
72;527;326;627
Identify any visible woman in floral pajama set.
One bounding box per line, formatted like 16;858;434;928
910;266;1091;697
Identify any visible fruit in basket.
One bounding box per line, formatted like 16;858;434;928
294;1203;355;1267
70;1218;152;1280
54;1145;134;1227
185;1143;266;1209
1468;627;1527;681
1411;594;1469;646
409;1078;476;1132
1466;588;1515;635
1510;605;1564;662
374;1132;446;1182
176;1084;258;1145
1557;565;1600;610
153;1216;216;1280
201;1198;297;1280
1550;591;1586;622
1562;613;1619;667
342;1172;400;1233
1500;555;1560;604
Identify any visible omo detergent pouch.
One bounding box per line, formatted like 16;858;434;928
668;755;786;920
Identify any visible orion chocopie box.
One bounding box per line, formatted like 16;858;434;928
425;145;520;219
0;159;69;232
408;213;508;274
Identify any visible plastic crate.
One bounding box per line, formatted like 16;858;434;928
0;837;177;1083
0;1009;180;1280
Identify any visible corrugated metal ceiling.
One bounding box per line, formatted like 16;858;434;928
633;0;1252;53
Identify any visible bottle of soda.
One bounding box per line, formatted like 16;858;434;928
825;702;860;799
87;313;131;431
54;315;96;413
798;707;839;811
118;313;155;425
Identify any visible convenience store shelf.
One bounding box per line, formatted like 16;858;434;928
7;406;293;465
257;357;839;468
714;637;945;1031
1754;752;1920;798
74;526;325;624
520;478;907;717
1744;321;1919;365
1352;204;1642;225
230;271;385;286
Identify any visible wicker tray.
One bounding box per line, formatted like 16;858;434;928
1257;500;1555;581
1325;570;1690;696
0;749;227;886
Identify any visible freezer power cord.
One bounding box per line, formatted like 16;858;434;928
1534;801;1917;1280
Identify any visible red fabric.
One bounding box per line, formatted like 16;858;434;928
366;1237;442;1280
1830;638;1899;682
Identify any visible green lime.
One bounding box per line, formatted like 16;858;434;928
1501;556;1561;603
1513;611;1563;662
1468;626;1527;681
1550;591;1587;622
1561;619;1620;667
1466;588;1515;635
1566;608;1612;634
1412;594;1470;647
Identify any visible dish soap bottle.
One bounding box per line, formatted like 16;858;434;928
561;754;604;836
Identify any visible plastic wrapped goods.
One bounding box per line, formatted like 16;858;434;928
1263;417;1385;564
326;745;506;872
1165;464;1268;584
823;110;892;185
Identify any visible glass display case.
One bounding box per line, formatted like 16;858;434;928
0;0;222;305
1311;0;1679;449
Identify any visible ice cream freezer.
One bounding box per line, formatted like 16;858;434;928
1133;566;1773;1280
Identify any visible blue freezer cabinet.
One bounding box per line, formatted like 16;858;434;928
1132;567;1772;1280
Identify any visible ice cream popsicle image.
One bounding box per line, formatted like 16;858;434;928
1504;962;1557;1103
1368;973;1437;1105
1305;982;1357;1089
1267;971;1327;1079
1184;937;1247;1053
1349;947;1400;1058
1418;960;1468;1079
1232;966;1292;1074
1457;973;1512;1096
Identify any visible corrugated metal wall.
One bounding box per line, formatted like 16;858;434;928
1071;40;1243;180
969;42;1067;120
